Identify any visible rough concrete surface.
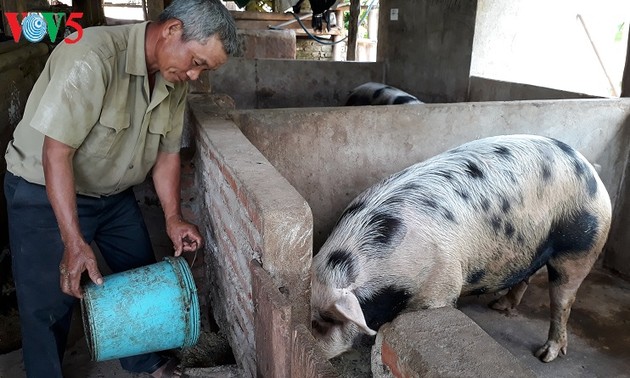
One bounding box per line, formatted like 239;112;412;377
371;307;535;378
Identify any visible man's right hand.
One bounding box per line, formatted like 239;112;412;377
58;240;103;298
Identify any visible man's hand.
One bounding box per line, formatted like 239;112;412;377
166;215;204;256
58;239;103;298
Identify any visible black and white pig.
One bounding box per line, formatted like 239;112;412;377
344;82;423;106
311;134;611;362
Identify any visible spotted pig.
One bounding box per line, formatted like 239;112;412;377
344;82;423;106
311;134;612;362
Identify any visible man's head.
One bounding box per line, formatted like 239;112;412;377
150;0;238;82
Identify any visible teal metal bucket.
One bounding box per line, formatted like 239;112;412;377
81;256;200;361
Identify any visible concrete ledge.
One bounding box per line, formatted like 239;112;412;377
188;95;314;375
292;324;339;378
371;307;535;378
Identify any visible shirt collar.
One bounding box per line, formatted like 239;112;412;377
126;21;149;77
126;21;175;89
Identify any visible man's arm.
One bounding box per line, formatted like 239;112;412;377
42;136;103;298
152;150;203;256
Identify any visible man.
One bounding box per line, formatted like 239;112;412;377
3;0;238;377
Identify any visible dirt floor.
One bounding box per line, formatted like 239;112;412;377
0;328;238;378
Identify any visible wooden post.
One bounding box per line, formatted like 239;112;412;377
146;0;164;21
621;26;630;97
141;0;148;21
346;0;360;61
72;0;106;27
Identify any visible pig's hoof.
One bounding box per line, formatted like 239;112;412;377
534;342;566;362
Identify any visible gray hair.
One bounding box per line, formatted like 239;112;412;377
159;0;239;55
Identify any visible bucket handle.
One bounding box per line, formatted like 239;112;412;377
191;249;198;268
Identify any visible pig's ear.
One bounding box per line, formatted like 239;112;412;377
331;288;377;336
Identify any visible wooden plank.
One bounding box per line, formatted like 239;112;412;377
230;10;296;22
346;0;360;61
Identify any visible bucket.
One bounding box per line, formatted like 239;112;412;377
81;256;200;361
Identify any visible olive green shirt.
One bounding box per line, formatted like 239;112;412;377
5;21;187;197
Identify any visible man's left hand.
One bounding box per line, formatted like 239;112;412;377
166;216;204;256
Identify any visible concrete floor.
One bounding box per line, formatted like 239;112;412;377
458;267;630;378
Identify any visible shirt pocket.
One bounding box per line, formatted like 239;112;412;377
80;111;131;158
148;120;170;137
144;104;174;161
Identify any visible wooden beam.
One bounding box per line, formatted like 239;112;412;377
346;0;360;61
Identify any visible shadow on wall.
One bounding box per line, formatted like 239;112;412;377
604;111;630;280
468;76;601;101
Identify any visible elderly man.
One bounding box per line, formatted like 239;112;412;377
3;0;238;377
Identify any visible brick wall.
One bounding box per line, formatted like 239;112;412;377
296;38;334;61
188;94;317;377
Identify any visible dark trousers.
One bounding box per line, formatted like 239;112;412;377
4;172;164;378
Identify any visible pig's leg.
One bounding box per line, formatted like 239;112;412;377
490;279;530;311
534;256;596;362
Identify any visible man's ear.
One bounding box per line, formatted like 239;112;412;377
161;19;183;39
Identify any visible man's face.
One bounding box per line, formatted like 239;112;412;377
156;26;228;83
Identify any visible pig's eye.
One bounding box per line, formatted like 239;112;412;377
311;319;330;335
312;320;321;331
320;312;343;325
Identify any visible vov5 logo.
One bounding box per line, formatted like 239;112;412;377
4;12;83;44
